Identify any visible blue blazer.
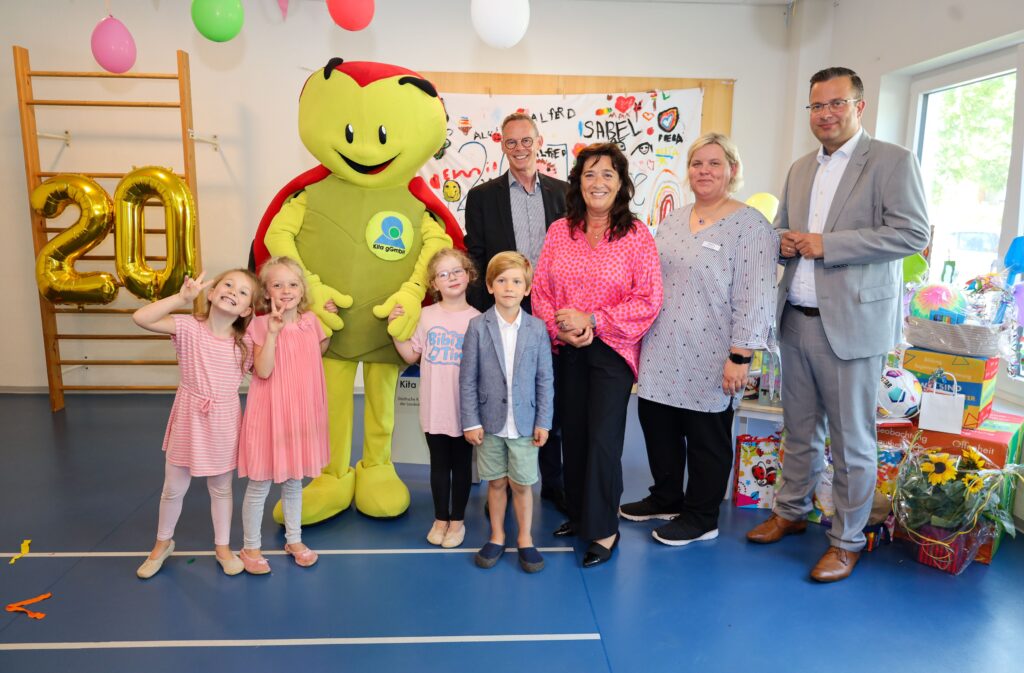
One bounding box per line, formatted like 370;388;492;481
459;307;554;436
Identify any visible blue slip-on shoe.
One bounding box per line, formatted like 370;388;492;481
517;546;545;573
475;542;505;569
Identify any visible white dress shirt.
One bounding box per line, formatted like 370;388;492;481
496;309;522;439
788;128;863;308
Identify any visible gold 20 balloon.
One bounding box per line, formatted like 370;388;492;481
32;167;199;304
114;166;198;301
32;174;119;304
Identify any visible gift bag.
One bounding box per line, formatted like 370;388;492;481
919;370;966;434
733;434;781;509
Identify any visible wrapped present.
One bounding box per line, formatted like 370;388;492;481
902;347;999;428
733;434;780;509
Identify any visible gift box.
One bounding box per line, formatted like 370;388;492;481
902;348;999;429
878;412;1023;563
733;434;780;509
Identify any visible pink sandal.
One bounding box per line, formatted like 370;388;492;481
285;544;318;568
240;549;271;575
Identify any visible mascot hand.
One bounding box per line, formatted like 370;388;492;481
373;282;424;341
309;276;352;336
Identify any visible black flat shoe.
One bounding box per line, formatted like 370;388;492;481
553;520;576;537
582;533;620;568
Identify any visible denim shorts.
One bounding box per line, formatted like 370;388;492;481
477;433;539;485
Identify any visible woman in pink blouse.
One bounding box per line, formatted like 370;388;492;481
533;143;663;568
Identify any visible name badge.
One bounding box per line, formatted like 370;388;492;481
702;241;721;251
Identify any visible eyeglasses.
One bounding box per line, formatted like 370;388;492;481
503;136;535;150
435;268;466;281
806;98;861;115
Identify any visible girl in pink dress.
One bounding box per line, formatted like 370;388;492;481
134;269;259;579
237;256;330;573
390;248;480;549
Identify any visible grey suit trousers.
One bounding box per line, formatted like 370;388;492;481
774;304;883;551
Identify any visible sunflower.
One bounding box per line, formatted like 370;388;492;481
920;453;958;485
962;473;985;494
960;447;987;470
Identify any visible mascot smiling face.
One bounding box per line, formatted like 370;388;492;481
298;59;447;190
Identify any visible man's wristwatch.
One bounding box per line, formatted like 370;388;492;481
728;352;752;365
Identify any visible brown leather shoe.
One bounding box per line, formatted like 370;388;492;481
810;546;860;583
746;513;807;544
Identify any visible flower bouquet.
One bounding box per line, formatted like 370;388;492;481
893;441;1022;575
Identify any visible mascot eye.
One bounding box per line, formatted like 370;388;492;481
345;124;354;143
378;126;387;144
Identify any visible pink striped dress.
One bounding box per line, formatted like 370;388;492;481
237;311;329;483
162;315;253;477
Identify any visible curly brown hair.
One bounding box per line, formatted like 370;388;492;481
565;143;636;242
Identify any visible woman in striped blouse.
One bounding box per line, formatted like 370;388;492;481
622;133;779;547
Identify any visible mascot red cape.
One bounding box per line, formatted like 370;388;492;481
252;58;463;522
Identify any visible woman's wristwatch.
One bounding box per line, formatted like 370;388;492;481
728;352;752;365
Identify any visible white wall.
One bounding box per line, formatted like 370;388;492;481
0;0;794;389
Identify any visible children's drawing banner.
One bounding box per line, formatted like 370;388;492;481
419;88;704;233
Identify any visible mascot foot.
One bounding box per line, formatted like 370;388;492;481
354;460;410;518
272;468;355;525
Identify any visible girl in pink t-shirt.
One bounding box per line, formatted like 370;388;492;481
133;269;259;580
390;248;480;548
237;256;331;574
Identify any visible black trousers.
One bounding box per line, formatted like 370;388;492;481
559;338;634;541
424;433;473;521
538;352;563;495
636;397;734;531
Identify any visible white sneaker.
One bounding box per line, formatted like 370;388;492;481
441;523;466;549
426;520;449;545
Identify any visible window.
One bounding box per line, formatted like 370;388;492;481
908;46;1024;403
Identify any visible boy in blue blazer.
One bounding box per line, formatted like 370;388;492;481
460;252;554;573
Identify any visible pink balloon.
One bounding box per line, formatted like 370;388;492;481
326;0;374;31
91;15;136;74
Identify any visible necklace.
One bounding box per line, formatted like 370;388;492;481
693;199;729;227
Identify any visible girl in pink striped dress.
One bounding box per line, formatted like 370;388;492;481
237;256;330;573
134;269;259;580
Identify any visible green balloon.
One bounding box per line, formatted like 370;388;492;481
903;253;929;284
191;0;244;43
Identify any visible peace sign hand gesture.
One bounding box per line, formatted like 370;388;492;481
178;271;214;305
267;299;285;335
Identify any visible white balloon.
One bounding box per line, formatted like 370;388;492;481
471;0;530;49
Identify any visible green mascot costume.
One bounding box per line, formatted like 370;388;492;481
251;59;463;522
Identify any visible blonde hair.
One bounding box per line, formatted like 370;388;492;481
196;268;259;373
486;251;533;290
686;132;744;194
427;248;478;301
258;256;311;314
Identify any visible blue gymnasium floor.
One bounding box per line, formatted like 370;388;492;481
0;394;1022;673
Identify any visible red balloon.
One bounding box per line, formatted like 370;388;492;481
326;0;374;31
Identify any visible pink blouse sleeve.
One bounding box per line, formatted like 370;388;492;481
247;315;268;347
594;224;664;346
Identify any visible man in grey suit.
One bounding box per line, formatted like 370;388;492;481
746;67;930;582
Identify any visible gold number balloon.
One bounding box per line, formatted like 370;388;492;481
32;174;119;304
114;166;198;301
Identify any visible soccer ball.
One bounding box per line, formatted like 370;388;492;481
877;368;923;418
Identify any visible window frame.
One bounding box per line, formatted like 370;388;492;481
905;46;1024;405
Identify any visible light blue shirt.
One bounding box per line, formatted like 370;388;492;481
788;128;863;308
496;309;523;438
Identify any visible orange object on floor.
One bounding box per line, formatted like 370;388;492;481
5;592;52;619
